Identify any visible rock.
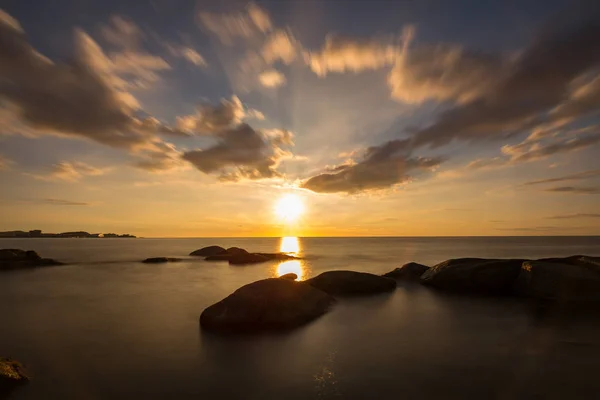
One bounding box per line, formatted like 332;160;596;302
189;246;226;257
279;273;298;281
383;262;429;280
515;259;600;301
200;278;334;333
0;358;28;394
204;247;250;261
420;258;527;294
142;257;182;264
229;253;269;265
226;247;248;255
306;270;396;296
0;249;63;271
204;248;297;264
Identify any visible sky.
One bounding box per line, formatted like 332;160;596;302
1;0;600;237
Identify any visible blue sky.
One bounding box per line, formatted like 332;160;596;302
0;0;599;236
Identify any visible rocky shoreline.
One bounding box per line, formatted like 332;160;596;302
2;245;600;389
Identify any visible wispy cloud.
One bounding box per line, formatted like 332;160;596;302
522;169;600;186
546;213;600;219
544;186;600;194
25;161;110;182
41;198;90;206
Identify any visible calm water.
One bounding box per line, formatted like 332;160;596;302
2;236;600;399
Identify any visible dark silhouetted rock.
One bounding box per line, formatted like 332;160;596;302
189;246;226;257
420;258;527;294
0;249;63;271
229;253;269;265
226;247;248;255
515;259;600;301
383;262;429;280
279;273;298;281
204;247;298;264
142;257;182;264
200;278;334;333
0;357;28;395
306;270;396;296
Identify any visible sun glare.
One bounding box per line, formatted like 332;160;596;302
274;194;304;223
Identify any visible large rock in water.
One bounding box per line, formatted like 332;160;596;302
515;256;600;301
0;249;62;271
306;271;396;296
0;357;28;395
383;262;429;281
420;258;527;294
200;278;334;333
189;246;226;257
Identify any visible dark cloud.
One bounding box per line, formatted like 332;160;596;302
0;10;184;173
523;169;600;186
544;186;600;194
468;131;600;169
410;17;600;149
301;139;443;193
303;14;600;193
547;213;600;219
182;123;292;181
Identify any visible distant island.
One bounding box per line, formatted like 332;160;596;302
0;230;136;238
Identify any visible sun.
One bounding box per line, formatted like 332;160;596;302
274;194;304;223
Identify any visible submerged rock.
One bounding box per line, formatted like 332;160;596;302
420;258;527;294
189;246;226;257
515;258;600;301
229;253;269;265
0;358;28;394
306;270;396;296
279;273;298;281
383;262;429;281
0;249;63;271
200;278;334;333
142;257;182;264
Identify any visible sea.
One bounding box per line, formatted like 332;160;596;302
1;236;600;400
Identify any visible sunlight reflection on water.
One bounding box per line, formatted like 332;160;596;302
276;237;307;280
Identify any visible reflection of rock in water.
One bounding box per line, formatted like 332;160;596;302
314;351;340;399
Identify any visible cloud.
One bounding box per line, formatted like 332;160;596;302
301;139;444;193
408;16;600;149
164;43;207;67
546;213;600;219
389;43;502;104
101;15;143;49
305;33;398;76
25;161;109;182
0;10;177;153
522;169;600;186
261;29;299;65
544;186;600;194
468;130;600;169
198;2;271;45
176;96;245;134
259;69;286;87
40;198;90;206
0;154;13;170
182;123;293;181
